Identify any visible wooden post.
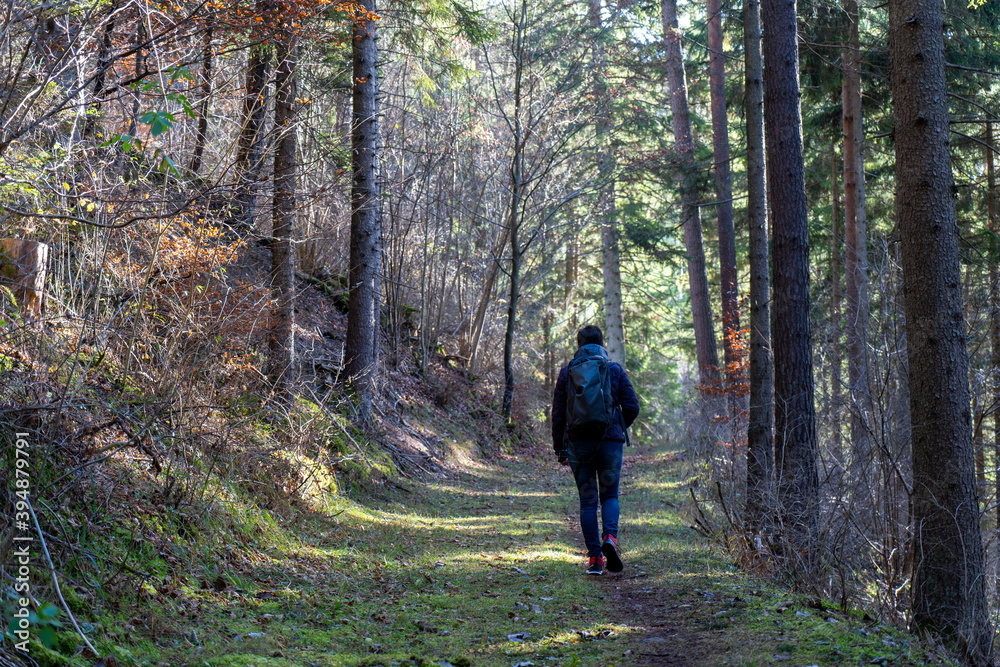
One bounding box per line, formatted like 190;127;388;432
0;239;48;327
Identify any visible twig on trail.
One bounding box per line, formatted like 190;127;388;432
111;417;162;475
689;487;716;536
70;417;121;440
26;499;99;656
389;421;446;476
380;436;437;477
42;445;129;494
43;414;161;493
0;643;33;667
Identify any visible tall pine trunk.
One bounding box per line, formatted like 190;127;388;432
269;37;297;390
761;0;819;562
989;121;1000;531
888;0;992;654
345;0;382;425
661;0;720;398
590;0;625;366
842;0;871;503
706;0;738;407
743;0;772;532
830;144;843;465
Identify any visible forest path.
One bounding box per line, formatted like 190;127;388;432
140;439;945;667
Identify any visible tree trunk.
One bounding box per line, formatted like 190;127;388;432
269;37;297;390
501;0;527;422
974;411;986;508
830;143;843;465
707;0;738;405
345;0;382;425
234;38;272;227
93;14;115;102
600;202;625;365
989;121;1000;531
127;22;145;136
842;0;872;504
467;224;510;374
0;239;47;327
888;0;992;653
189;28;213;175
87;12;116;136
743;0;772;532
564;236;579;352
544;306;554;399
890;246;913;591
661;0;720;398
761;0;819;560
590;0;625;366
502;206;521;421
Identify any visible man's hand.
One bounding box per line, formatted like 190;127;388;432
560;458;570;467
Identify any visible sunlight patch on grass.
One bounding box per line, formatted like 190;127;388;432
422;483;559;500
630;477;691;493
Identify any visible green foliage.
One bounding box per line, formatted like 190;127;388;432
449;0;497;43
139;110;177;138
0;285;21;330
100;133;140;153
2;594;64;653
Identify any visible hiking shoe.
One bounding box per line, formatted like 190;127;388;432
602;534;623;573
586;555;605;575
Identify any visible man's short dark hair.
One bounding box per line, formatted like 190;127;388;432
577;325;604;348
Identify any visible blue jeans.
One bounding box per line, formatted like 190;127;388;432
568;439;624;556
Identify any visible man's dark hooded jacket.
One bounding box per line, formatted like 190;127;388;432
551;344;640;459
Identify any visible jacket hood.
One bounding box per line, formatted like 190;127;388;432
575;344;609;359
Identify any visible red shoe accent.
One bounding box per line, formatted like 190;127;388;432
602;534;623;572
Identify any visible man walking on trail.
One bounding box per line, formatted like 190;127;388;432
552;325;640;575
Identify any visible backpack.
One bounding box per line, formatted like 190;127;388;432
565;346;615;440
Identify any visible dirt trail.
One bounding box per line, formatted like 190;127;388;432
577;448;720;666
603;578;709;665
